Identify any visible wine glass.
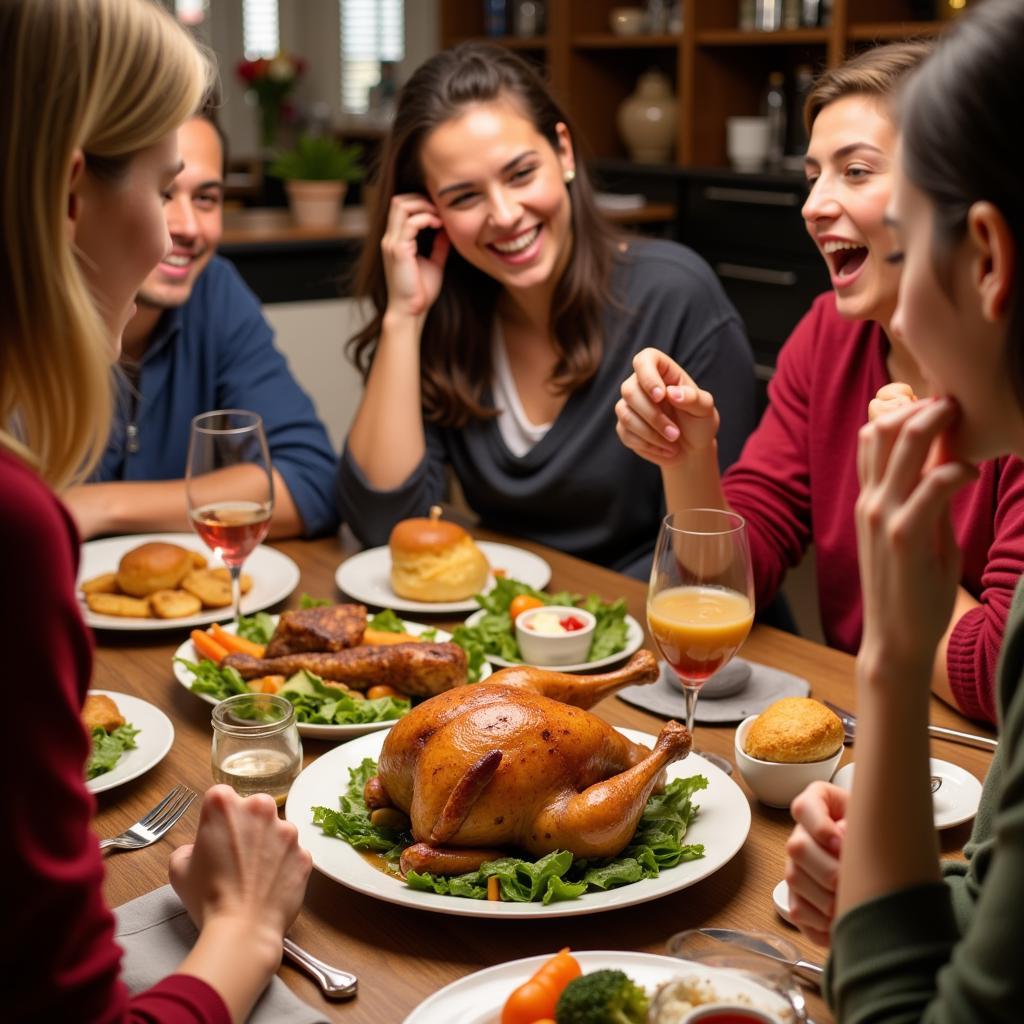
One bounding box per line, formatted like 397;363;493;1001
186;410;274;625
648;509;754;775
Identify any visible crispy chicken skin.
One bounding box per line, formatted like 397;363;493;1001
82;694;125;734
372;652;691;870
264;604;368;657
222;641;468;696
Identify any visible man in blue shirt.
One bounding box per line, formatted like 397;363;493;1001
65;109;339;539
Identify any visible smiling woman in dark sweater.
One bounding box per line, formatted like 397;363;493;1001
337;43;755;579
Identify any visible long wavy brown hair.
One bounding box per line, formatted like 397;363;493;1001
347;43;621;428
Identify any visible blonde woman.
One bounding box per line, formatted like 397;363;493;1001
0;2;310;1021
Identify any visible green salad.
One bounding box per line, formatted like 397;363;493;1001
452;577;630;669
178;606;420;727
86;723;140;780
312;758;707;905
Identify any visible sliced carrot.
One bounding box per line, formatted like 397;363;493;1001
362;627;422;646
248;675;285;694
487;876;501;901
210;622;266;658
191;629;228;664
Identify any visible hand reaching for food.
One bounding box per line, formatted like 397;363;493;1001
381;193;450;321
868;380;918;422
784;780;849;947
615;347;720;468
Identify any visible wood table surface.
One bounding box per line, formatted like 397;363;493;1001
92;533;996;1023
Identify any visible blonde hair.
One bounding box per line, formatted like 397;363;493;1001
804;41;933;133
0;0;211;489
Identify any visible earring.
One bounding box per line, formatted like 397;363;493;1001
563;169;576;184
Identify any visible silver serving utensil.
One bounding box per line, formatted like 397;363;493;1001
698;928;824;987
283;938;358;999
824;700;997;753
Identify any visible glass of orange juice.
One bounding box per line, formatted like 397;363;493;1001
648;509;754;774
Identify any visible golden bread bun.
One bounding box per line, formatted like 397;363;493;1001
389;510;489;601
116;542;193;597
744;697;844;764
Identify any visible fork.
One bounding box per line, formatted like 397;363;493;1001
98;785;197;851
824;699;998;752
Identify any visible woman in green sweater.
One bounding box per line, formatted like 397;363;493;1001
782;0;1024;1018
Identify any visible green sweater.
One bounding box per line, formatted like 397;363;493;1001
827;579;1024;1022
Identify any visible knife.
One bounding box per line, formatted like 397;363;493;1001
698;928;824;987
824;701;998;752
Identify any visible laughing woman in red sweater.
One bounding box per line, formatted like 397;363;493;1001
614;42;1024;725
0;2;310;1021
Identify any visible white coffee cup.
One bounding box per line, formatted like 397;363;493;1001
726;116;771;172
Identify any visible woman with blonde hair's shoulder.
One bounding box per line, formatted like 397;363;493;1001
1;2;310;1021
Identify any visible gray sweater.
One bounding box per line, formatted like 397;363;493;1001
337;239;757;578
827;577;1024;1022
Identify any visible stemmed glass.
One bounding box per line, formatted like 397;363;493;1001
648;509;754;774
186;410;274;625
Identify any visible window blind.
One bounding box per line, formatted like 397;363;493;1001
243;0;280;59
340;0;404;114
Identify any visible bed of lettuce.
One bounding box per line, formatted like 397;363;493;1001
86;723;140;780
451;577;630;672
311;758;707;904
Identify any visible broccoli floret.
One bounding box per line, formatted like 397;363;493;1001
554;969;650;1024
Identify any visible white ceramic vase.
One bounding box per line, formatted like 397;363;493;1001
617;69;678;163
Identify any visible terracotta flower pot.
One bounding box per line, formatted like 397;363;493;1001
285;180;347;228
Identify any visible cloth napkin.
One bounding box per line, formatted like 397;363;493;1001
617;657;811;723
114;885;329;1024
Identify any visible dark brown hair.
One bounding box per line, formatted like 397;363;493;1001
900;0;1024;407
804;40;934;133
347;43;621;428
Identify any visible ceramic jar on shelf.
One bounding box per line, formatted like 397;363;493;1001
616;69;678;163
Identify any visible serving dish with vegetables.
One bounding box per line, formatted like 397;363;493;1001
173;600;490;740
455;578;644;673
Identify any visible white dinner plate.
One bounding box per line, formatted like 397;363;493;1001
832;758;983;830
335;541;551;614
286;727;751;919
403;949;792;1024
463;608;645;673
172;617;491;740
78;532;301;631
86;690;174;795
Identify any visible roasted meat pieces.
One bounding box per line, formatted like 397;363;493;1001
264;604;367;657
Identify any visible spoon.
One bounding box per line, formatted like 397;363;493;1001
283;937;358;999
697;928;824;987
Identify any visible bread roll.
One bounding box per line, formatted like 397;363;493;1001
389;507;489;602
744;697;844;763
116;541;193;597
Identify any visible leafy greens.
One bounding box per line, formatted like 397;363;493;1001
451;577;630;666
311;758;707;904
86;723;140;780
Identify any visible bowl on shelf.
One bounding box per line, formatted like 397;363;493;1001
734;715;842;808
610;6;649;36
515;605;595;666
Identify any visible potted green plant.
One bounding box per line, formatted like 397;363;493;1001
269;135;364;228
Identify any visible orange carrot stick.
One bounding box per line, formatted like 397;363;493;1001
191;629;228;664
210;622;266;658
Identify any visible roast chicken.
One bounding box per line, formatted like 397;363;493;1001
365;650;693;874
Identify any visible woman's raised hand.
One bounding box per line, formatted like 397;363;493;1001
168;785;311;948
868;381;918;422
785;781;849;947
381;193;451;321
615;347;720;468
855;398;978;673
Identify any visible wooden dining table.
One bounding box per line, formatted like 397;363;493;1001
92;532;996;1023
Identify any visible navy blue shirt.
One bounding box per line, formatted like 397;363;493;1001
96;257;339;537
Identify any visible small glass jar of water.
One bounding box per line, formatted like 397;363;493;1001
211;693;302;806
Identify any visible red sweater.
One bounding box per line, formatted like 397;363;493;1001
1;446;227;1023
723;294;1024;723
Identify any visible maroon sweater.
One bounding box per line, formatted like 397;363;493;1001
723;293;1024;723
1;446;227;1022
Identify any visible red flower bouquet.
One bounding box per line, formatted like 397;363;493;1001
236;53;306;149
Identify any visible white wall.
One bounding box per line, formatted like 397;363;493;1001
263;297;370;451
